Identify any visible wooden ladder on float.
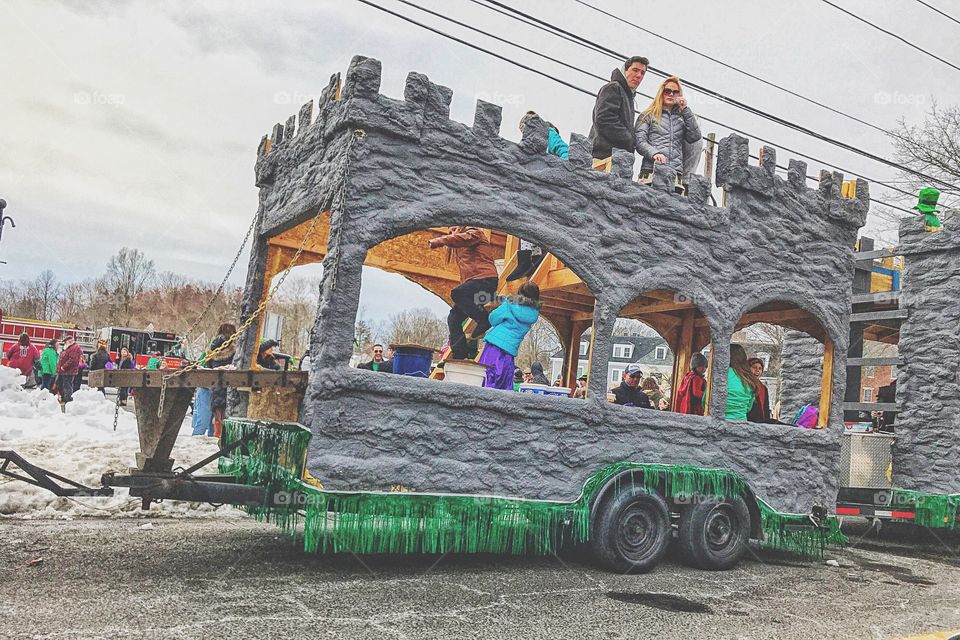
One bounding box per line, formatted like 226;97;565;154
428;236;574;380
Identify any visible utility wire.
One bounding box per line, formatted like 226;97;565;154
480;0;960;193
914;0;960;27
385;0;919;200
478;0;955;200
569;0;894;136
353;0;919;216
820;0;960;73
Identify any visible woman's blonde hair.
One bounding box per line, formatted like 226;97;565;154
640;76;682;126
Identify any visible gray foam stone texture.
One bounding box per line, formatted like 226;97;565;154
236;55;870;514
779;330;825;420
892;217;960;494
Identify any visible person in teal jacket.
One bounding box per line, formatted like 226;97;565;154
38;339;59;393
725;344;760;421
506;112;569;282
477;283;541;390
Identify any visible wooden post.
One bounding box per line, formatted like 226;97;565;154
252;245;285;365
703;340;715;416
584;322;595;399
671;309;695;411
818;337;834;428
132;387;195;472
703;133;716;179
564;320;590;392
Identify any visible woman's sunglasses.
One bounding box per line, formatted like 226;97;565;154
663;88;681;96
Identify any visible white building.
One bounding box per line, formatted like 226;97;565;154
550;335;675;388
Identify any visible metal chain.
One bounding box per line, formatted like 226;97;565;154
157;129;366;418
112;390;121;432
183;210;259;339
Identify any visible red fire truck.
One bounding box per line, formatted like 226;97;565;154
0;312;185;371
97;326;184;369
0;311;96;364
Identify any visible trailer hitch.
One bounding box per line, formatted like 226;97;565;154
0;450;114;497
100;431;262;510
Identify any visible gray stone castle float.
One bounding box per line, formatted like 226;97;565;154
231;54;921;515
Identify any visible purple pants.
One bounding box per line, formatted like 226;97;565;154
478;343;514;390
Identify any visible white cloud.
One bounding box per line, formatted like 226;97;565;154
0;0;956;318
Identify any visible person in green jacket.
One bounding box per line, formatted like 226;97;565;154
146;351;162;370
725;344;761;421
38;339;59;393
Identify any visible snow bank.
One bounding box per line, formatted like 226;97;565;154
0;366;243;520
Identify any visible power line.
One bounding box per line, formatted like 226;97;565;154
352;0;919;216
569;0;893;137
462;0;922;199
914;0;960;27
820;0;960;73
478;0;955;197
479;0;960;193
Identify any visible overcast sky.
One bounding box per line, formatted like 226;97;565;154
1;0;958;322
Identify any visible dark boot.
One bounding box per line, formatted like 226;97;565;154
505;250;532;281
523;252;544;278
471;317;492;339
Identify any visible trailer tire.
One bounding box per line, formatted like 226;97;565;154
592;486;671;573
678;496;750;570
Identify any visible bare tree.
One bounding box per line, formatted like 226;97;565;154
614;317;659;337
265;277;321;358
515;317;560;371
29;270;62;320
99;247;156;323
384;307;447;350
354;316;375;355
891;101;960;209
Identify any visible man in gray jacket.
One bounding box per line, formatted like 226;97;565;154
588;55;649;172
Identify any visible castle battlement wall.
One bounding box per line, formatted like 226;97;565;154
235;55;871;514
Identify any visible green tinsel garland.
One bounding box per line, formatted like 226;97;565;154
219;419;846;558
890;489;960;529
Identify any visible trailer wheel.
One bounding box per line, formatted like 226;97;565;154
678;496;750;570
592;486;671;573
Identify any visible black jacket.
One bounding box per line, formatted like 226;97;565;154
89;350;114;371
612;383;652;408
530;362;549;385
358;359;392;373
747;384;772;423
204;334;236;369
588;68;637;159
117;356;135;370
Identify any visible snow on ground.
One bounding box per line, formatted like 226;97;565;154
0;366;244;520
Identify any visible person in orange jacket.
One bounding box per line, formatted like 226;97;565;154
428;227;499;359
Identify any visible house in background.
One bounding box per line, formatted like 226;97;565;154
550;335;674;389
858;341;897;403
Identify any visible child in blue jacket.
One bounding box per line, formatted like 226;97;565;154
477;282;541;390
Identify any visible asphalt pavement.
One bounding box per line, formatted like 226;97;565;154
1;518;958;639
